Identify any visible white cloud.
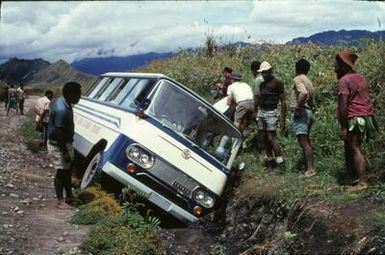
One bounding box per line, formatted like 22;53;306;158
0;1;384;63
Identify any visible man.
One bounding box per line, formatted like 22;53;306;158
226;73;254;132
16;84;26;115
216;66;233;98
290;59;315;177
3;86;9;110
250;60;264;98
6;85;18;116
47;82;81;209
335;49;375;192
255;61;286;165
35;90;54;146
251;60;266;156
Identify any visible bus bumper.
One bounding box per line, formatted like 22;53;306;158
102;161;199;223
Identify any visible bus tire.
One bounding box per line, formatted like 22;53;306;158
80;152;102;190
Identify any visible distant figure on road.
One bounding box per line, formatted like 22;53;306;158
47;82;81;209
3;86;9;110
255;61;286;166
290;59;316;177
17;84;26;115
35;90;54;146
6;85;18;116
335;49;376;192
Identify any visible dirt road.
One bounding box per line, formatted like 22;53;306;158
0;96;89;255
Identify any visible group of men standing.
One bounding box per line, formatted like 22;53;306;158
218;49;375;192
3;84;26;115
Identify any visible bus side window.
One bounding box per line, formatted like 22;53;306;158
110;79;139;105
99;78;124;101
83;78;100;97
88;77;111;99
120;79;151;108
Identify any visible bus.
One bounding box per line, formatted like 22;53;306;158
73;72;242;223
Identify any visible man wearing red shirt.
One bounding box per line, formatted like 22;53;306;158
335;49;375;192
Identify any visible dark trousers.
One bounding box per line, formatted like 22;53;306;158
19;99;24;114
54;169;73;200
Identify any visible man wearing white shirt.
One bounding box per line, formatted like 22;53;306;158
226;73;254;131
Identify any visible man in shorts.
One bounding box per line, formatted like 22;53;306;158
47;82;81;209
290;59;315;177
226;73;254;132
255;61;286;165
335;49;375;192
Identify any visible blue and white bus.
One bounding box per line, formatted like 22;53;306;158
73;72;242;223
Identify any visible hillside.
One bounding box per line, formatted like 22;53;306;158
71;51;176;75
29;60;96;88
0;58;96;89
287;29;385;45
0;58;50;85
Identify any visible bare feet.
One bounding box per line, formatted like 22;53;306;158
304;169;316;177
347;182;368;192
56;200;74;210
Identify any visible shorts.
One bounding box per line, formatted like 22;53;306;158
291;108;313;135
257;109;279;131
234;100;254;123
47;143;74;170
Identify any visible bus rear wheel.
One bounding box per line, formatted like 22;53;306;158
80;152;102;190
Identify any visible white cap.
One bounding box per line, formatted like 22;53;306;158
257;61;272;72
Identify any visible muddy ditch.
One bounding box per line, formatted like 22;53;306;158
157;171;385;255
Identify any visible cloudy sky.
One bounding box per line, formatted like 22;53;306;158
0;1;384;64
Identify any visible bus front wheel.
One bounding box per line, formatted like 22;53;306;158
80;152;102;190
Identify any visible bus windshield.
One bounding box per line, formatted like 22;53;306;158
146;80;241;165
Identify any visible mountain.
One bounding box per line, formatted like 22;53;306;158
29;60;96;88
0;58;50;85
71;51;176;75
287;29;385;46
0;58;96;88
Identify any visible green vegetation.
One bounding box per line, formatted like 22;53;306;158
73;186;161;255
140;40;385;210
19;109;43;153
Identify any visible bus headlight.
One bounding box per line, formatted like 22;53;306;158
126;144;155;169
193;188;215;208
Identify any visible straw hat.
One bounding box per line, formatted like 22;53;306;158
257;61;272;72
337;49;358;68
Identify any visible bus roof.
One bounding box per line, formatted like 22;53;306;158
101;72;167;79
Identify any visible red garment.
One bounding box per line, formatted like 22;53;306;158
338;72;373;118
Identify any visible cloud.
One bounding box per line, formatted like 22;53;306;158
0;1;384;63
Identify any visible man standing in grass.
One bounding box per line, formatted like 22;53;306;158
335;49;375;192
47;82;81;209
255;61;286;166
290;59;315;177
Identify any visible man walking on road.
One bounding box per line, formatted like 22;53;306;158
290;59;316;177
335;49;375;192
47;82;81;209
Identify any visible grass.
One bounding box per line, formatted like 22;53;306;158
71;186;162;255
19;109;43;153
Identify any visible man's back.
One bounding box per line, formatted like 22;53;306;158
227;81;253;103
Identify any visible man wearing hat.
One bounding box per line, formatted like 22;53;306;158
255;61;286;165
335;49;375;192
226;73;254;132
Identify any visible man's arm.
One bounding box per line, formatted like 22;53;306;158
227;95;234;106
279;93;286;131
338;94;348;140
